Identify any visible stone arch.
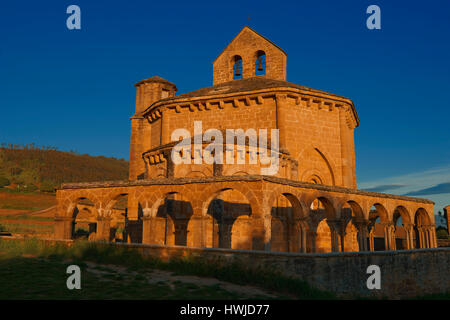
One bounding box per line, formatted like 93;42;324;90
415;207;431;225
151;191;194;246
392;205;411;250
270;192;306;252
72;204;96;240
199;183;261;219
136;186;194;216
232;171;250;176
64;195;100;240
369;203;389;223
204;188;253;250
368;203;390;251
303;171;324;185
297;146;337;186
306;195;336;220
102;191;129;242
342;200;365;221
63;193;101;218
104;192;129;213
393;205;412;225
307;195;337;253
183;166;213;178
414;207;432;249
222;166;252;176
232;55;243;80
254;50;266;76
340;200;366;252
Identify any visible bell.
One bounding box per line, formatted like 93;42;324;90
235;64;241;76
257;56;264;71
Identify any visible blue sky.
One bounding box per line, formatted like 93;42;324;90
1;1;449;218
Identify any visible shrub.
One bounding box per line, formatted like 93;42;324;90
40;180;55;193
0;176;10;188
19;184;38;193
436;228;449;239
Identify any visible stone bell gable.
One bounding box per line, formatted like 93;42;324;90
213;26;287;85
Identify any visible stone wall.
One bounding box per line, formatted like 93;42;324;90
124;243;450;299
6;236;447;299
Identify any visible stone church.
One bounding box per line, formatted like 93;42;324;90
55;26;437;253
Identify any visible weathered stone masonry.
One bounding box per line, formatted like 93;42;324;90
55;175;436;252
54;26;437;254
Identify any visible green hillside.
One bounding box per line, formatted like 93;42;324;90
0;144;129;192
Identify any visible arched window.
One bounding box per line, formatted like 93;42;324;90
255;50;266;76
233;55;243;80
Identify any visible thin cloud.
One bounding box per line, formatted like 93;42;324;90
359;164;450;223
404;182;450;196
363;184;405;192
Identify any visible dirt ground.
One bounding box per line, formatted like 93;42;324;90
84;261;278;298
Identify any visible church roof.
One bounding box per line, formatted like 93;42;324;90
135;76;177;88
160;77;349;101
139;77;359;126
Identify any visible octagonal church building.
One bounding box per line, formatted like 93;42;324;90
55;27;437;253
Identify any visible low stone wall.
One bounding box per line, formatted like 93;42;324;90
125;243;450;299
1;236;448;299
438;239;450;247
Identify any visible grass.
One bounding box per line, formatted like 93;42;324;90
0;214;54;221
0;189;56;211
0;238;335;300
0;222;53;234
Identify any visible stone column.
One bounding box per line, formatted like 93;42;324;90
186;215;203;248
339;107;353;187
403;224;414;249
339;221;347;252
54;216;73;240
381;222;395;251
327;220;341;252
250;216;267;251
161;109;170;145
263;215;272;251
417;226;424;248
96;217;112;241
299;221;307;253
354;221;369;252
275;94;288;151
431;226;437;248
424;227;430;248
390;224;397;251
308;230;317;253
425;225;435;248
141;216;152;244
368;224;375;251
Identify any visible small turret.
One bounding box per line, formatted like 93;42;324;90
134;76;177;114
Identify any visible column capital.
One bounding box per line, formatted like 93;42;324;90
353;219;369;227
326;219;342;231
403;223;414;231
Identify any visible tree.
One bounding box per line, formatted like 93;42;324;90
40;180;56;193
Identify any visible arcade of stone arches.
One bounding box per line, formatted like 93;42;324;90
54;179;437;253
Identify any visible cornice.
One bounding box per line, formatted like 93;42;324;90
140;87;359;128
